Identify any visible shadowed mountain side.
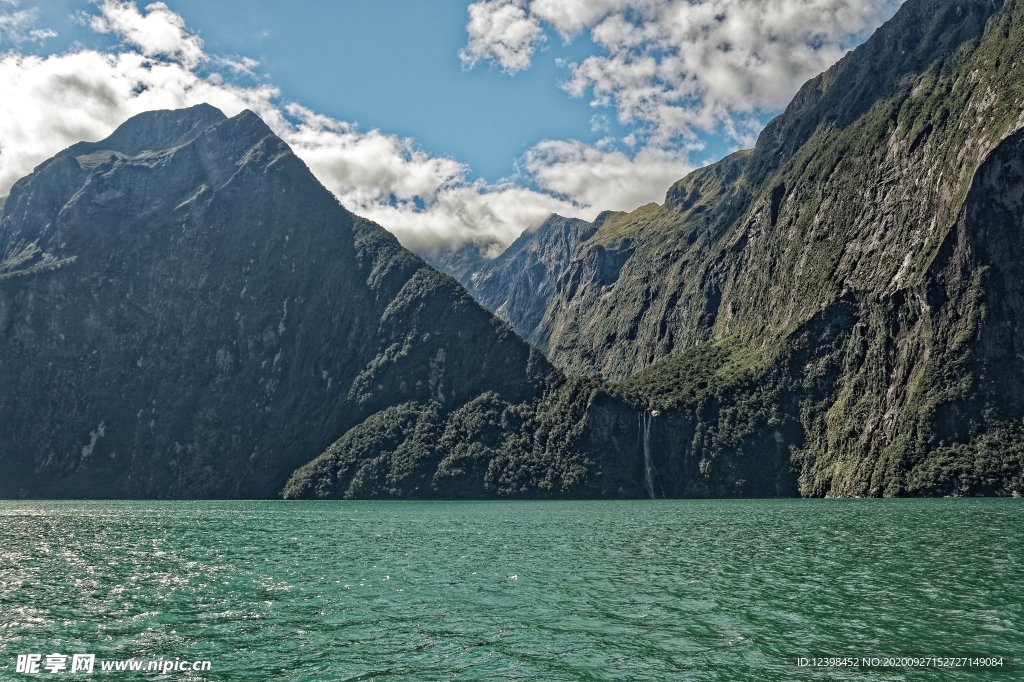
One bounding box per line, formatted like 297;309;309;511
0;105;653;499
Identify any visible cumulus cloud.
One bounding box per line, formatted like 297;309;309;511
282;103;581;253
524;139;692;211
0;0;580;255
89;0;205;68
284;103;466;209
459;0;544;74
358;184;578;256
465;0;904;147
529;0;634;38
0;0;907;259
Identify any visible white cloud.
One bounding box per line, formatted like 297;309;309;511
282;103;583;253
459;0;544;74
524;140;692;211
359;184;579;257
458;0;906;238
0;0;909;260
464;0;905;147
0;2;56;46
89;1;205;69
213;54;260;77
284;103;466;208
27;27;55;41
529;0;634;38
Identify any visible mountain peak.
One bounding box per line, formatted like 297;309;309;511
751;0;997;175
230;108;272;133
70;103;228;159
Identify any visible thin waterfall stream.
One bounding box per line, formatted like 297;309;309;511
640;410;661;499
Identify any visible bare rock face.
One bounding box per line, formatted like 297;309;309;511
464;214;600;348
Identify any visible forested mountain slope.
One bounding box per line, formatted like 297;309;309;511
464;0;1024;496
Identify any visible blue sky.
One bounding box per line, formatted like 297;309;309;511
173;0;621;182
0;0;903;254
14;0;638;182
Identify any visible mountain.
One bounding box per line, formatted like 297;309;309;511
420;241;495;286
463;213;602;348
4;0;1022;500
0;104;654;499
465;0;1024;497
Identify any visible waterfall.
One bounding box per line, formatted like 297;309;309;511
641;410;658;499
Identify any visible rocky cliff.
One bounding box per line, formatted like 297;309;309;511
464;213;602;348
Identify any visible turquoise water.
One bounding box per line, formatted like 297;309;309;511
0;499;1020;680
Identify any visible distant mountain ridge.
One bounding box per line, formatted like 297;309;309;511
464;213;602;348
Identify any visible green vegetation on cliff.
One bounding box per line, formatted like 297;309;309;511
283;377;642;500
463;0;1024;498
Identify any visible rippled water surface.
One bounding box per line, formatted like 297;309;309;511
0;499;1020;680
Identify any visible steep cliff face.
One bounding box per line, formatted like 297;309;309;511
466;0;1024;496
464;213;602;347
793;126;1024;497
0;105;649;499
474;0;1019;380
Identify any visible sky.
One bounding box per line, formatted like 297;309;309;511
0;0;905;255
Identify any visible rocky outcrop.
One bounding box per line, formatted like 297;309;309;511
464;213;600;347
